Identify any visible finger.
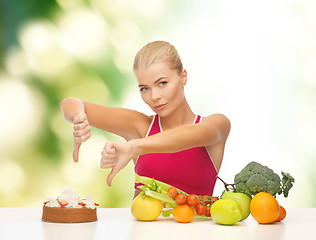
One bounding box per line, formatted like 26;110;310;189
73;125;90;137
102;143;115;158
100;152;115;169
73;142;81;163
100;153;115;163
105;142;115;153
74;132;91;143
73;120;89;131
73;113;86;124
101;152;115;160
107;167;120;187
103;147;115;156
101;143;115;157
100;161;115;169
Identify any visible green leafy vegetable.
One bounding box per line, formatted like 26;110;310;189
161;208;174;217
135;174;173;192
135;173;188;194
279;171;295;197
138;185;176;205
135;174;179;218
233;161;295;197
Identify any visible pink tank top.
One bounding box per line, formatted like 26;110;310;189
134;114;218;195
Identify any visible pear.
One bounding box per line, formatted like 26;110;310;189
221;191;251;220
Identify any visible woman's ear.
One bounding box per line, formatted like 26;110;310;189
181;69;188;86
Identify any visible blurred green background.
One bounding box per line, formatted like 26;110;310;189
1;0;316;208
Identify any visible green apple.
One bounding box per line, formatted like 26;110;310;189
211;199;242;225
221;191;251;220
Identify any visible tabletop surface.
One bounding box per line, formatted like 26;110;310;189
0;208;315;240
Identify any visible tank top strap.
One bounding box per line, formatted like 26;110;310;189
194;115;202;124
147;115;161;137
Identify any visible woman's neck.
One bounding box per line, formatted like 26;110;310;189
159;98;195;130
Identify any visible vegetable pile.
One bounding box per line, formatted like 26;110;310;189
132;161;295;224
134;174;218;222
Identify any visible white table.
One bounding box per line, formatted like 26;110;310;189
0;208;314;240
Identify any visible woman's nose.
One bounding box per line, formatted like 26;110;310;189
151;89;161;101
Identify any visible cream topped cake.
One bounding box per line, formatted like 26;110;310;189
42;187;98;223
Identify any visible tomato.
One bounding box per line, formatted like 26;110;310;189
198;196;218;206
131;195;163;221
187;194;199;207
175;193;187;205
167;187;178;198
201;195;211;205
195;203;206;216
204;206;211;217
275;205;286;222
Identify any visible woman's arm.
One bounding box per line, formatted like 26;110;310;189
60;97;150;140
83;101;151;141
132;114;230;155
60;97;150;162
102;114;230;186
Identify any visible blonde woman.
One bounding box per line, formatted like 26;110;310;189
60;41;230;198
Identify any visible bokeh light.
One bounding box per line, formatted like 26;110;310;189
0;78;44;151
1;0;316;208
57;7;109;63
0;161;26;197
19;20;73;78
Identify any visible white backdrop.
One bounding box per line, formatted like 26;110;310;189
123;0;316;207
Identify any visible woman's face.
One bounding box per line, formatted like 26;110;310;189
134;62;187;117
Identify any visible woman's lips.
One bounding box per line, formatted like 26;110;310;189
155;103;167;110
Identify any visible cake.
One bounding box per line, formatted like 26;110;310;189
42;187;98;223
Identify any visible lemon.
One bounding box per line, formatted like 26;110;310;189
131;195;163;221
211;199;242;225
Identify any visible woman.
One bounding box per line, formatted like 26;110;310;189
60;41;230;198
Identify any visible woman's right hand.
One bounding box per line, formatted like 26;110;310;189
72;112;91;162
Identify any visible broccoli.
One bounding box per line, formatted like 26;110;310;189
233;161;295;197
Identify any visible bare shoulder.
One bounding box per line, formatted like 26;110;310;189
113;108;153;139
133;113;154;138
202;113;230;125
201;113;231;137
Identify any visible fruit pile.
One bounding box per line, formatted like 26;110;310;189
250;192;286;224
131;174;218;223
167;187;218;223
210;190;286;225
131;185;218;223
131;161;293;225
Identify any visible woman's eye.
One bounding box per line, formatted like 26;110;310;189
140;87;148;92
159;81;167;87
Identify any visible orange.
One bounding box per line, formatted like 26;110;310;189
173;204;195;223
275;205;286;222
250;192;280;224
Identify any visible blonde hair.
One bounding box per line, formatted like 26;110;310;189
133;41;183;75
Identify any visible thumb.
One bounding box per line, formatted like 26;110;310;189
107;167;120;187
73;142;82;163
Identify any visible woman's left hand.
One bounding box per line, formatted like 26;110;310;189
100;141;135;187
